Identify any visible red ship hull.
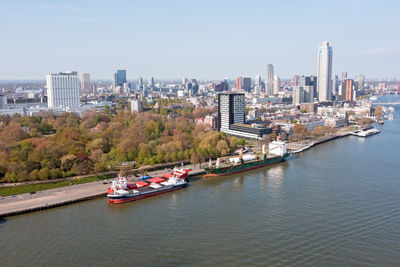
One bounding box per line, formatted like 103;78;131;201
108;184;187;204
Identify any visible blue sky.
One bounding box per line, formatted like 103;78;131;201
1;0;399;80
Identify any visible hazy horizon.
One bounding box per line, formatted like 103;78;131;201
1;0;400;80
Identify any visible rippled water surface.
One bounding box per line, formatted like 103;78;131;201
1;102;399;266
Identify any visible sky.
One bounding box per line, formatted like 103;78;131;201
1;0;400;80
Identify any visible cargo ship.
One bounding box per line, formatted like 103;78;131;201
203;141;290;178
107;168;190;204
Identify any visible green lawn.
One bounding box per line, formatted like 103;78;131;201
0;174;114;197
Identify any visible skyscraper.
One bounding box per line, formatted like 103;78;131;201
357;74;364;91
316;41;333;102
218;92;245;132
81;73;90;94
273;75;280;95
46;71;80;108
293;86;304;106
242;77;251;92
113;70;127;87
254;75;262;95
345;79;354;101
137;77;143;92
236;77;242;91
331;74;339;98
255;75;262;87
223;78;230;91
148;76;155;87
265;64;274;95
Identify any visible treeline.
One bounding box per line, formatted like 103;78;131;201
0;105;243;182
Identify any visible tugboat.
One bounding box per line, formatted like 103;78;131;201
107;168;190;204
203;141;289;178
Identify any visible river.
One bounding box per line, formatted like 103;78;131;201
1;97;399;266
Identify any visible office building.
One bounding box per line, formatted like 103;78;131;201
215;81;228;92
236;77;242;91
242;77;251;92
81;73;90;94
332;75;339;97
293;86;304;106
345;79;354;101
265;64;274;95
91;84;97;95
223;78;230;91
317;41;333;102
113;70;127;87
273;75;280;95
148;76;155;87
218;93;245;131
46;71;80;108
218;92;270;139
130;99;143;113
294;75;317;102
357;74;364;91
254;75;262;95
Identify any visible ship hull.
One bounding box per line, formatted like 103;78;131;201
108;183;187;204
204;153;290;178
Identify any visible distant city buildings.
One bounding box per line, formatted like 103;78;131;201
130;99;143;113
148;76;155;87
273;75;280;95
293;75;316;105
46;71;80;108
236;77;242;91
81;73;90;94
345;79;354;101
357;74;364;91
113;70;127;87
265;64;274;95
317;41;333;102
242;77;251;92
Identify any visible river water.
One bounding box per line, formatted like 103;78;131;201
1;98;399;266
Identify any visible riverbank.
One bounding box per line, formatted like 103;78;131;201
0;166;205;218
287;128;354;153
0;128;361;218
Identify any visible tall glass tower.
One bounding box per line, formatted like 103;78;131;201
265;64;274;96
317;41;333;102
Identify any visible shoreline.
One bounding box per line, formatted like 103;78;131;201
0;167;205;218
287;129;354;153
0;129;357;219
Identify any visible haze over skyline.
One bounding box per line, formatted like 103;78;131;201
1;0;400;80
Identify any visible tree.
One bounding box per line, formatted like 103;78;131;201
375;105;383;119
39;167;51;180
216;140;230;156
292;124;308;141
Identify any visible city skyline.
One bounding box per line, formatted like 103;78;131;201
1;0;400;80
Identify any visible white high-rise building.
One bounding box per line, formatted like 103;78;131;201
265;64;274;95
46;71;80;109
317;41;333;102
81;73;90;94
130;99;143;113
273;75;280;95
148;76;155;87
